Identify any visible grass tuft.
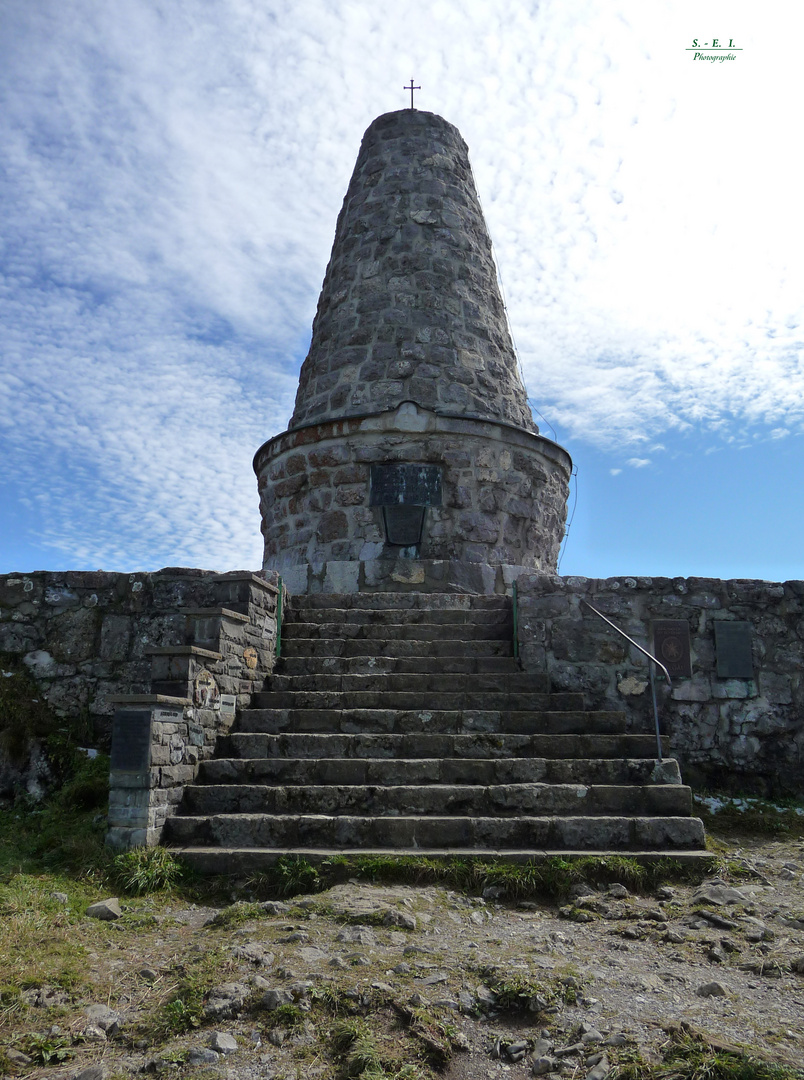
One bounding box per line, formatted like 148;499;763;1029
610;1027;804;1080
111;846;186;896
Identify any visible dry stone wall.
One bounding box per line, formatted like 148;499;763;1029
515;573;804;798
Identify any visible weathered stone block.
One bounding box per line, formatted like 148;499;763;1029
316;511;348;542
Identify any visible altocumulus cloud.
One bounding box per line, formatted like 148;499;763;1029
1;0;803;571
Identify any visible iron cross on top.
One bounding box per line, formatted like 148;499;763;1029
404;79;421;109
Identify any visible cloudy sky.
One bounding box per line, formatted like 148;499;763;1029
2;0;803;581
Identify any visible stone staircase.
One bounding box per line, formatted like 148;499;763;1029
165;593;706;873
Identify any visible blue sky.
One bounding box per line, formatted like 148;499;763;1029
2;0;803;581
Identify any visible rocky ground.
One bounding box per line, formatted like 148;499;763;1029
3;835;804;1080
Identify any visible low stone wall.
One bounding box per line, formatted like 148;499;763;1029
0;568;279;808
515;574;804;798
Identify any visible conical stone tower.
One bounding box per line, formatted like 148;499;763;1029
254;109;572;594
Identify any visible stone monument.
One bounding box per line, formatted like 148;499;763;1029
253;109;572;594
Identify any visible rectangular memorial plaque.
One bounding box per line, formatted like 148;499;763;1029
652;620;692;679
715;621;754;678
110;709;152;772
219;694;237;721
369;464;442;507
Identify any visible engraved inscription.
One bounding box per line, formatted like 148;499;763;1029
369;464;442;506
154;709;182;724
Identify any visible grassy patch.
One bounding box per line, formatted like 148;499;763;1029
611;1026;804;1079
0;874;99;1007
329;1014;432;1079
144;946;227;1043
111;847;187;896
206;900;266;929
237;853;712;905
695;793;804;839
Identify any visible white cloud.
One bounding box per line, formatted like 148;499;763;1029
1;0;803;571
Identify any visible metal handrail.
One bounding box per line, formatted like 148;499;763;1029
512;581;519;660
275;577;283;659
580;599;669;762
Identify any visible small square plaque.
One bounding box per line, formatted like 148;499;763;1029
715;621;753;679
154;708;182;724
652;620;692;679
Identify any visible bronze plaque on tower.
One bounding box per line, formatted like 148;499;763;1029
369;464;442;507
651;620;692;679
714;621;753;678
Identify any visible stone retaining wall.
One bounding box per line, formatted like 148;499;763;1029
0;569;279;808
515;574;804;797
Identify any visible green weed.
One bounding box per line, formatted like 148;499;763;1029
695;793;804;839
0;764;111;880
269;1003;306;1030
610;1028;804;1080
330;1018;384;1077
479;971;552;1013
245;855;321;899
314;853;710;902
158;996;202;1037
111;847;186;896
22;1031;73;1065
206;900;265;928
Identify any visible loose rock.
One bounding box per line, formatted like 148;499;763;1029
86;898;123;921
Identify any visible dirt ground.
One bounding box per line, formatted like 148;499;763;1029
3;833;804;1080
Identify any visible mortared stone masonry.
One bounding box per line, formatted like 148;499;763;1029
254;110;572;594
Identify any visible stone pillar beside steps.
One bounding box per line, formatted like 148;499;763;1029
105;573;280;849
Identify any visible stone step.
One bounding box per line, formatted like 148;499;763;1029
164;813;706;851
180;782;692;818
236;707;627;735
278;655;524;676
173;847;714;875
280;638;514;658
287;593;512;612
198;755;681;788
217;731;666;760
283;621;512;641
289;607;513;627
252;690;584;711
265;672;555;694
